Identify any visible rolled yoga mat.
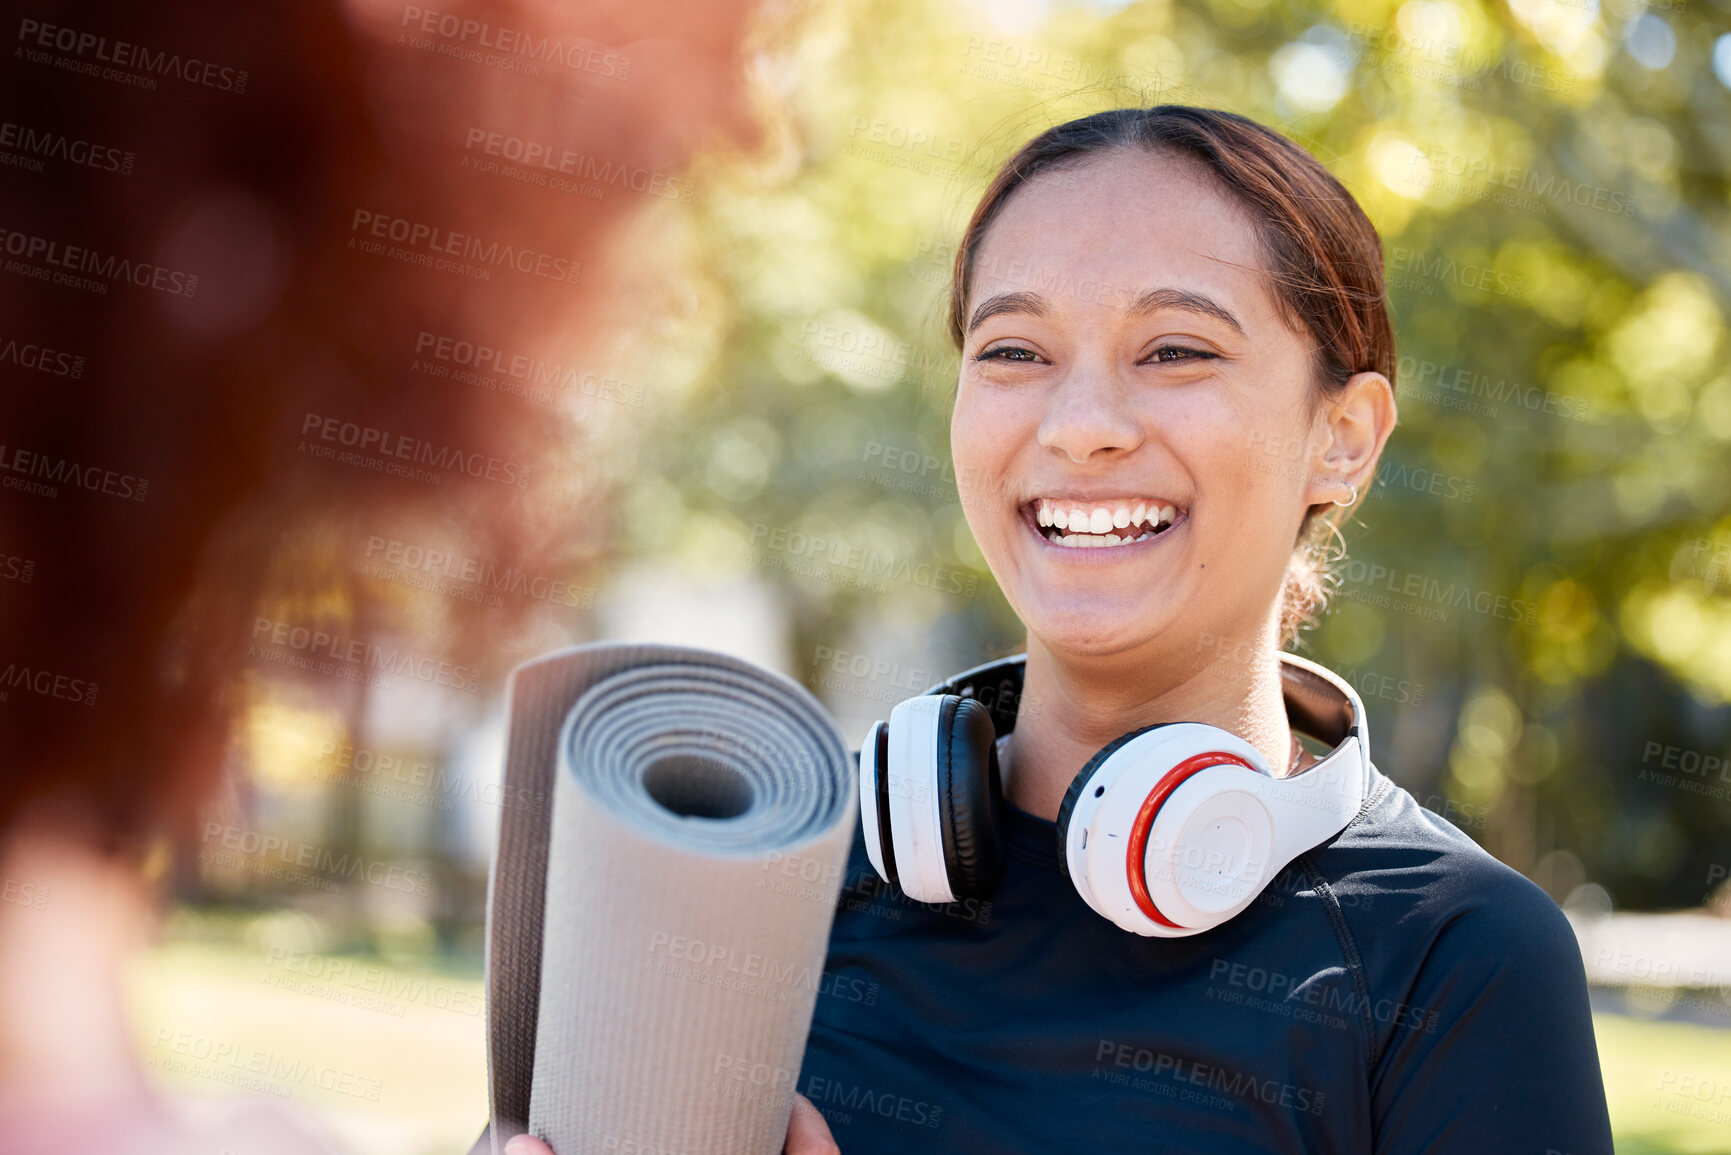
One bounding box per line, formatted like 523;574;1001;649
476;642;857;1155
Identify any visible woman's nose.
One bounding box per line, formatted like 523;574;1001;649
1035;361;1144;464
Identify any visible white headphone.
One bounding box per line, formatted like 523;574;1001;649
858;652;1370;938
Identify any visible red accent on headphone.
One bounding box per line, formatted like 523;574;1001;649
1125;752;1259;928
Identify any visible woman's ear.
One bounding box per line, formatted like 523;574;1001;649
1301;371;1398;507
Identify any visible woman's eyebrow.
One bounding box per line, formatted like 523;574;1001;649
966;290;1048;335
1127;287;1245;335
966;287;1245;337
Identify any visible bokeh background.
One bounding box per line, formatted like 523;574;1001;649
28;0;1731;1149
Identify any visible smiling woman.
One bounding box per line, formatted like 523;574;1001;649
798;107;1615;1154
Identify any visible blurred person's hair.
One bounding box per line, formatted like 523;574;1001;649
947;106;1396;647
0;0;762;857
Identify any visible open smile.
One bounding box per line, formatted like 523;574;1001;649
1017;496;1186;552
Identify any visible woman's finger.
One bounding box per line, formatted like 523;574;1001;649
785;1092;841;1155
503;1136;555;1155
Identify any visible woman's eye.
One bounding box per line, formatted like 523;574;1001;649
975;346;1041;363
1145;345;1217;364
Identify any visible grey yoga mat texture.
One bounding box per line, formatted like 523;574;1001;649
475;642;857;1155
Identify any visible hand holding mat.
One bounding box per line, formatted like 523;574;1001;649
475;642;856;1155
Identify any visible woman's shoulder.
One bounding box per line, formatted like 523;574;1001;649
1296;768;1611;1148
1319;768;1569;916
1308;765;1585;982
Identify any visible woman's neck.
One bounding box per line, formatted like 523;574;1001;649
1002;627;1300;822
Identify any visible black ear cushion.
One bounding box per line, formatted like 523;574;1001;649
1054;722;1172;882
869;721;897;887
937;696;1005;900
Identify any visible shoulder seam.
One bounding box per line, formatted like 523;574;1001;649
1345;773;1394;832
1298;852;1377;1074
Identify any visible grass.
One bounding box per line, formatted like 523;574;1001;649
1595;1014;1731;1154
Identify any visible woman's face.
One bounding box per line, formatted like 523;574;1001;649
952;148;1342;660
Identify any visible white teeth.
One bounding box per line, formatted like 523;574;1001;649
1053;530;1154;549
1032;498;1178;548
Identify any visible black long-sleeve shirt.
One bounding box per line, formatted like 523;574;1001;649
799;762;1614;1153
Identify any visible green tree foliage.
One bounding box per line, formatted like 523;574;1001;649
624;0;1731;908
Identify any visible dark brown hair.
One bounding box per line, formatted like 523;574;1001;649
948;106;1396;645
